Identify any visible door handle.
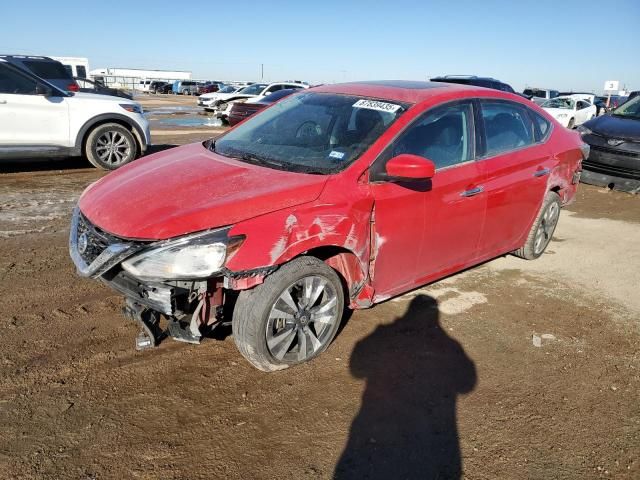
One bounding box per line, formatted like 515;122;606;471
0;100;6;105
533;168;551;177
460;186;484;197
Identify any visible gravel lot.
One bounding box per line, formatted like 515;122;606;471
0;95;638;480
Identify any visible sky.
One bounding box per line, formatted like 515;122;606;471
2;0;638;93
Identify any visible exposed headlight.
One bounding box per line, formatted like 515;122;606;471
121;228;243;281
120;103;143;114
577;125;592;135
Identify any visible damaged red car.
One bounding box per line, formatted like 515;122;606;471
70;80;587;371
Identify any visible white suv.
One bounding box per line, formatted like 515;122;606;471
0;59;150;170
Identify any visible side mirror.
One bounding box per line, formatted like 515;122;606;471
385;154;435;180
35;84;52;96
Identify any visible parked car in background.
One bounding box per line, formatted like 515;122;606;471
197;82;223;95
578;94;640;193
215;81;309;122
0;58;149;170
157;82;174;94
148;81;168;94
593;96;608;115
172;80;199;95
228;88;299;126
1;55;79;92
198;84;244;109
524;88;560;105
541;96;597;128
69;80;586;370
75;77;133;99
430;75;517;93
606;95;628;110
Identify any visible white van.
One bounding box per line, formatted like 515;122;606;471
50;56;90;79
138;80;153;93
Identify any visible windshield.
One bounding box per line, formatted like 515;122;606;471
213;92;408;174
542;98;574;109
239;83;267;95
218;85;236;93
612;95;640;119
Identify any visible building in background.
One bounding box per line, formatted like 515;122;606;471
89;67;192;91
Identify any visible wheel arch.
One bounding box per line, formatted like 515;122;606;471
299;246;368;301
75;114;145;157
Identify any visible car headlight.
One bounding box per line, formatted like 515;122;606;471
121;228;244;281
577;125;592;135
120;103;143;114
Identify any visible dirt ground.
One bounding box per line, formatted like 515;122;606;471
0;95;638;480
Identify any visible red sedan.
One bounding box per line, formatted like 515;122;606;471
70;80;587;371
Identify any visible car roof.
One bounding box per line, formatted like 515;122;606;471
311;80;499;104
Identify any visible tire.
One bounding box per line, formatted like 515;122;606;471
233;256;345;372
84;123;138;170
513;191;561;260
567;118;575;129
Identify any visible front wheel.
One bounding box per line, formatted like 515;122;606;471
84;123;137;170
513;191;561;260
233;256;345;371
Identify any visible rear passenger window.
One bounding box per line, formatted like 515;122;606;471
388;101;474;169
0;64;38;94
481;101;534;156
531;112;551;141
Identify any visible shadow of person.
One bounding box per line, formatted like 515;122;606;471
334;295;477;480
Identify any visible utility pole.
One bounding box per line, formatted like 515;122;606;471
261;63;264;81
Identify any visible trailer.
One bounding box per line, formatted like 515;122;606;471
89;67;192;91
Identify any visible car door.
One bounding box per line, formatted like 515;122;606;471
369;100;486;297
0;63;69;147
475;99;554;257
576;101;591;124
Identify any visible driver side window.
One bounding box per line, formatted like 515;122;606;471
0;64;38;95
387;101;474;170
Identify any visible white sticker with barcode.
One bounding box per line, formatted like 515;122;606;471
352;99;401;113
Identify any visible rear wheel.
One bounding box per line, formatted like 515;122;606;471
513;191;561;260
85;123;137;170
233;256;344;371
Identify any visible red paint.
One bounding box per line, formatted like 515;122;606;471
79;143;328;240
385;154;435;179
79;82;583;307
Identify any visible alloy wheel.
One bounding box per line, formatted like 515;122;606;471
95;131;132;167
265;275;339;362
533;202;560;255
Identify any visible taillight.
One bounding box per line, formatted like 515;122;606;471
67;82;79;92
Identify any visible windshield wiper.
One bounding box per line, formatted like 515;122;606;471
240;152;287;169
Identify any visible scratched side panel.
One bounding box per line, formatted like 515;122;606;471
226;178;374;294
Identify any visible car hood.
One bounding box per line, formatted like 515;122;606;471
584;114;640;141
79;143;329;240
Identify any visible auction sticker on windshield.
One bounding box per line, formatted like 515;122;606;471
353;99;401;113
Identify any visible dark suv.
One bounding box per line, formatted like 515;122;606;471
0;55;79;92
430;75;517;93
